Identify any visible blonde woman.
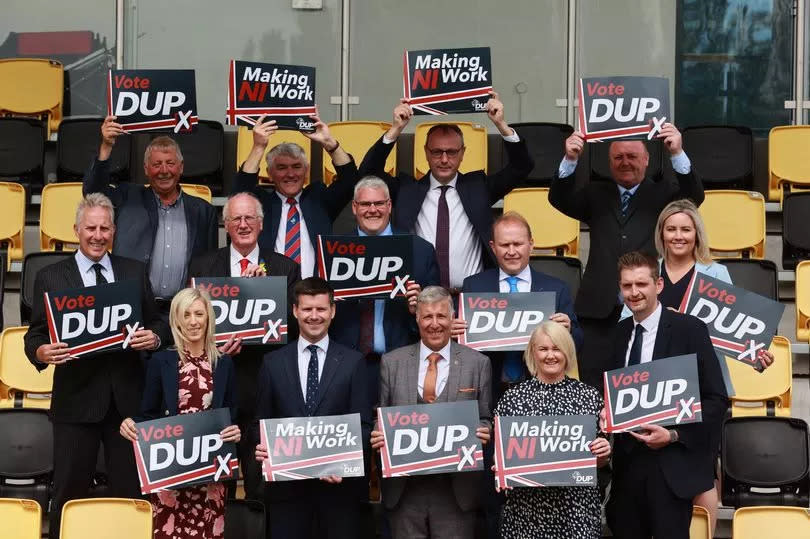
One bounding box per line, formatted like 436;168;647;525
120;288;239;539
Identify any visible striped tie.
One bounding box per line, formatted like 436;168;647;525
620;190;632;216
284;197;301;263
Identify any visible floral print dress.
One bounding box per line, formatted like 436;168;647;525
151;351;225;539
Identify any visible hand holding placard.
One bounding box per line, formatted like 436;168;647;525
564;131;585;160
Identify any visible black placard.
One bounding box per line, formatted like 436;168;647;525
457;292;556;351
577;76;669;141
107;69;198;133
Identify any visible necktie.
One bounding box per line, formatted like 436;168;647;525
285;198;301;263
423;352;441;403
620;190;632;216
627;324;645;366
358;300;375;355
435;185;450;288
503;276;523;382
92;263;108;285
304;344;320;415
239;258;250;275
506;276;519;293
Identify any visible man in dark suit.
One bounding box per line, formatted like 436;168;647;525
232;111;360;278
254;277;371;539
24;193;170;539
188;191;300;501
85;118;218;316
549;125;704;388
358;92;533;290
605;251;727;539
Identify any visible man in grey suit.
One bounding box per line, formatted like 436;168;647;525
371;286;492;539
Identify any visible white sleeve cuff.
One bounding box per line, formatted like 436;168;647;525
558;156;578;179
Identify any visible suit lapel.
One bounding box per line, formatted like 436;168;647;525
311;343;340;412
215;248;230;276
283;344;306;414
66;257;85;288
530;269;544;292
182;194;197;256
445;342;462;401
651;307;672;361
615;318;634;371
144;188;159;244
267;195;283;245
164;354;179;414
622;180;649;222
407;344;420;405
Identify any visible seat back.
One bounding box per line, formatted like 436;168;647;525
732;506;810;538
796;261;810;343
768;125;810;201
0;117;45;183
58;117;130;182
413;121;487;178
729;336;792;417
179;183;212;203
60;498;152;539
0;326;53;409
689;505;711;539
0;58;64;136
506;122;574;184
528;256;582;300
0;409;53;479
20;252;74;324
39;182;83;251
699;190;765;258
0;499;41;539
325;122;394;184
682;125;753;189
589;138;664;183
235;125;312;186
166;120;224;193
782;192;810;270
225;499;265;539
503;188;579;256
721;259;778;300
0;182;26;269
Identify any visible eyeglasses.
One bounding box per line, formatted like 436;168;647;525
427;147;463;158
354;200;390;209
227;215;260;225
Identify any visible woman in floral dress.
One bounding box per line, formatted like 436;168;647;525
120;287;240;539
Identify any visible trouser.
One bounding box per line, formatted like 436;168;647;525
577;305;622;390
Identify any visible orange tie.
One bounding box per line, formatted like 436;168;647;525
423;352;441;403
239;258;250;275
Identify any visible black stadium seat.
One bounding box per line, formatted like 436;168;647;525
160;119;224;194
782;192;810;270
589;137;663;182
505;122;574;185
20;252;74;324
682;125;753;189
529;255;582;299
225;499;265;539
721;259;778;300
0;117;45;186
57;116;131;182
0;408;53;511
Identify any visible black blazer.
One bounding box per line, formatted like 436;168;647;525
358;135;533;267
84;159;219;278
24;254;170;423
549;169;703;319
609;308;728;499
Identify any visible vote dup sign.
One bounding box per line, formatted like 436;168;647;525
457;292;556;351
191;276;288;345
226;60;317;132
132;408;238;494
577;76;669;141
107;69;198;133
316;235;413;300
259;413;364;482
403;47;492;115
377;401;483;477
603;354;702;433
493;415;597;488
44;281;142;358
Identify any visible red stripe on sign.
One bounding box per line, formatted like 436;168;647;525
463;335;531;350
493;417;508;489
407;86;492;106
44;292;59;344
121;116;200;133
577;80;587;135
227;60;237;125
316;237;327;279
403;51;411;100
603;373;615;432
107;70;114;118
333;283;394;299
378;408;394;478
264;450;363;477
582;125;651;141
609;403;702;432
69;333;125;356
501;456;596;476
678;271;697;314
141;459;239;493
226;105;318;115
386;450;483;476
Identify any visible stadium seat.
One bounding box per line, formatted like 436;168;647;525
0;254;4;329
503;188;579;256
225;499;265;539
0;117;46;187
57;116;130;182
782;192;810;270
728;335;791;417
0;326;53;409
721;416;809;507
505;122;574;185
768;125;810;201
235;125;312;186
699;190;765;258
325;121;394;184
689;505;711;539
682;125;753;189
0;181;25;270
721;259;778;300
180;183;212;203
0;58;63;137
168;119;224;194
732;506;810;538
589;138;663;183
795;260;810;343
0;498;41;539
20;252;74;324
60;498;152;538
0;408;53;510
413;121;487;178
39;182;83;251
528;256;582;300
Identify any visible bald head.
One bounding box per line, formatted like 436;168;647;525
608;140;649;189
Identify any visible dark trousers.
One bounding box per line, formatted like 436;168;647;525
266;482;362;539
50;403;141;539
387;475;476;539
578;306;622;390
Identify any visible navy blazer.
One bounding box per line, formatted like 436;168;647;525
136;350;237;423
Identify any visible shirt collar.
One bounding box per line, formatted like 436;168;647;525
428;174;458;189
153;189;183;209
617;183;641;197
419;340;451;363
74;250;111;275
298;334;329;355
277;190;302;204
498;265;532;285
357;223;393;237
229;244;260;267
635;301;662;333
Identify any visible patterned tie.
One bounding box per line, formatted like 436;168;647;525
435;185;451;288
91;263;108;285
620;190;633;217
503;276;523;382
627;324;645;366
423;352;441;403
285;198;301;263
304;344;320;415
239;258;250;275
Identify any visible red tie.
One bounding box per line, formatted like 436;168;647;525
285;198;302;263
239;258;250;275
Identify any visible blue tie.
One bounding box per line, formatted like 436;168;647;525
305;344;319;415
506;276;519;293
620;190;632;216
504;276;523;383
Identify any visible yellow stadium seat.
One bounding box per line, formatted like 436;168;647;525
729;335;791;417
0;182;26;270
689;505;711;539
796;260;810;343
698;190;765;258
503;188;579;256
61;498;152;539
768;125;810;202
39;182;83;251
413;121;487;178
235;125;311;186
732;506;810;538
0;498;41;539
180;183;212;203
0;326;53;409
0;58;64;137
324;121;395;184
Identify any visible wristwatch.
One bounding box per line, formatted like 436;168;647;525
668;429;680;443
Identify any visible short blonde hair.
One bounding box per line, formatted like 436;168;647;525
524;321;578;378
655;199;712;265
75;192;115;228
169;287;220;368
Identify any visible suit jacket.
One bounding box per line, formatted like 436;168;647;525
136;350;237;423
255;339;372;502
84;159;218;279
358;135;533;267
378;341;492;511
549;169;704;319
24;254;170;423
609;308;728;499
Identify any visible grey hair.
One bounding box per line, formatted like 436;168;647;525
144;135;184;164
353;176;390;200
223;192;264;221
265;142;309;169
416;286;454;316
75;192;115;228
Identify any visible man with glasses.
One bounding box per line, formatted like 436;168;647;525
358;91;533;291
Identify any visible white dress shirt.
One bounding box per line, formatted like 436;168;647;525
297;335;329;399
498;265;532;293
229;244;260;277
275;191;315;278
557;151;692;178
417;340;451;399
74;250;115;286
624;302;662;366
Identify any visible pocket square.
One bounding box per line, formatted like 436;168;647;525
458;388;477;393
